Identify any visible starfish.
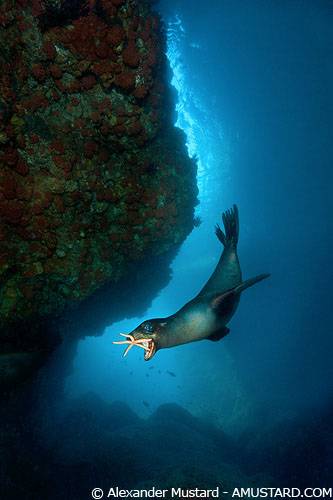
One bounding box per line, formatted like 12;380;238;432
113;333;153;357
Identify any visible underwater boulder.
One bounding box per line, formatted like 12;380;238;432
0;0;198;385
239;407;333;486
62;393;140;435
41;399;271;494
150;403;237;456
51;394;141;464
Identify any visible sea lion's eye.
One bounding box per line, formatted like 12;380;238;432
143;322;153;332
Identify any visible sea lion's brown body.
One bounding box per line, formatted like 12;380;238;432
113;205;269;360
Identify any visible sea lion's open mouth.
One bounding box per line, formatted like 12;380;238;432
113;334;155;360
143;339;156;361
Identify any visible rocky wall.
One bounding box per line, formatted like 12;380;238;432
0;0;198;382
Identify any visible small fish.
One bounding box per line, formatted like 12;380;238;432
143;400;150;408
158;370;161;374
166;370;176;377
146;373;149;378
149;366;155;370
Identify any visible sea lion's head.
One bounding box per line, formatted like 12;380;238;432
113;319;167;361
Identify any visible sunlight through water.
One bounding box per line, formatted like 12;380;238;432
166;13;231;215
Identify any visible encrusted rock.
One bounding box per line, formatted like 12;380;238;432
0;0;198;376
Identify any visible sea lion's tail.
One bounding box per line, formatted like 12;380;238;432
215;204;239;247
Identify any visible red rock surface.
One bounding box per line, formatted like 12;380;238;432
0;0;197;338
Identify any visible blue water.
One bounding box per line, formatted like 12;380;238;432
66;0;333;439
3;3;332;497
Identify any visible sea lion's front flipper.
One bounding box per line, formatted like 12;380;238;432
211;290;236;317
207;327;230;342
211;273;270;316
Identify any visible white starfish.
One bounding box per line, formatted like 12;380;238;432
113;333;153;357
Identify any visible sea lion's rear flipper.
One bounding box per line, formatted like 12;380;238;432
199;205;241;296
208;327;230;342
211;273;270;314
215;204;239;248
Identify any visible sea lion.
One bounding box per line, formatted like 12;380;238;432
113;205;269;361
